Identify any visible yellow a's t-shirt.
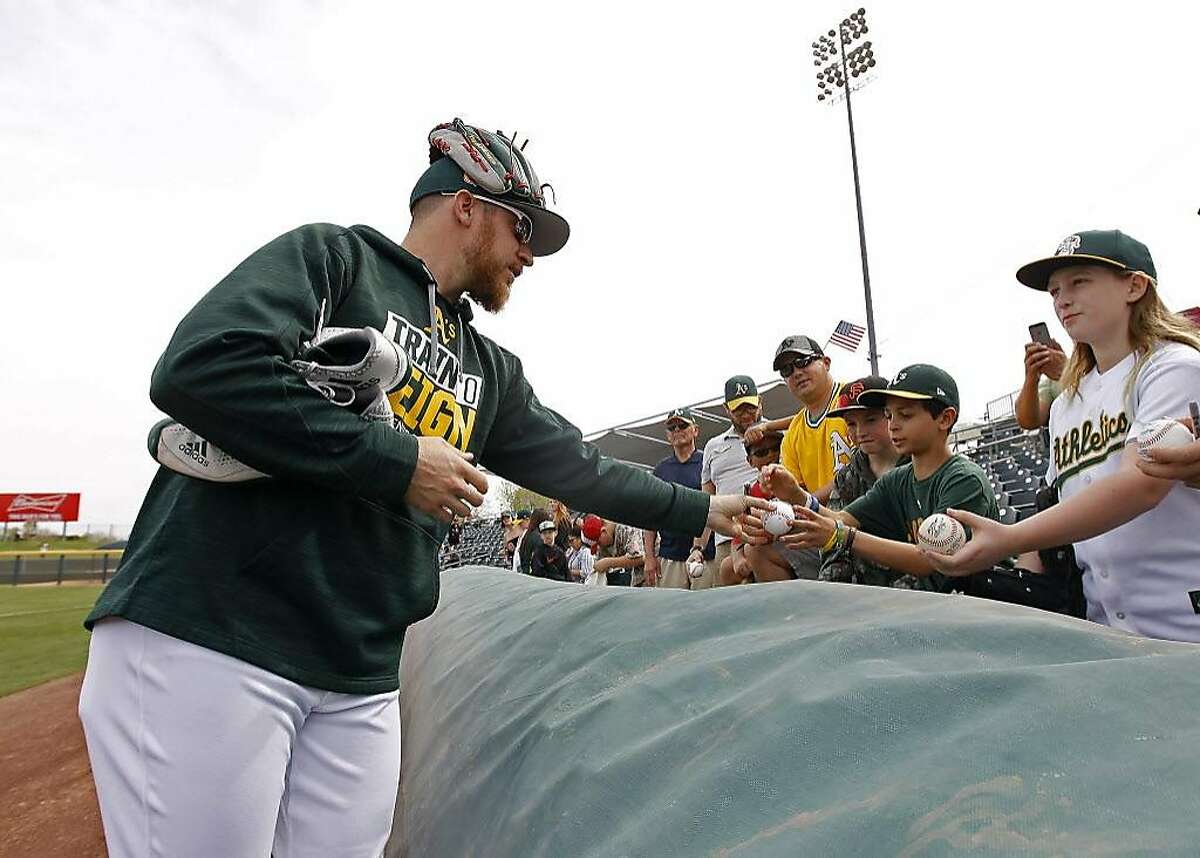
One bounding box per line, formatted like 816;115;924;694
781;382;854;492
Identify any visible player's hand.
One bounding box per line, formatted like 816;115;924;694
760;463;807;505
1137;417;1200;488
404;436;488;522
708;494;773;545
919;508;1013;577
777;506;833;549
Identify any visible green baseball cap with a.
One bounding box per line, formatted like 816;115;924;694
1015;230;1156;291
410;119;570;257
858;364;960;411
724;375;760;410
666;407;696;426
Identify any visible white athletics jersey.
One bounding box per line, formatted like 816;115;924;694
1046;343;1200;642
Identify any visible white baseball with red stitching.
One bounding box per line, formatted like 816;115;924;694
763;499;796;537
1137;418;1193;461
918;513;966;555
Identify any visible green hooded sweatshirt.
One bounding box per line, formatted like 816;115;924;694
86;223;709;693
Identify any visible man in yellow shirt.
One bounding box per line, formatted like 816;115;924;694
745;335;853;579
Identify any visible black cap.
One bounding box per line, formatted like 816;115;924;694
773;335;824;370
828;375;891;418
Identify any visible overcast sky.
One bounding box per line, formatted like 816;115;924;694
2;0;1198;530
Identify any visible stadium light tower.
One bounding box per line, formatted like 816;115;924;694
814;8;880;375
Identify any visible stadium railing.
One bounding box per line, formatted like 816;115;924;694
0;549;124;586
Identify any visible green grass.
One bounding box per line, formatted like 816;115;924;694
0;585;102;698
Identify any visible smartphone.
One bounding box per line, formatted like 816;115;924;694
1189;401;1199;440
1028;322;1052;345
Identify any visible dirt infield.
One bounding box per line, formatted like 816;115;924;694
0;673;106;858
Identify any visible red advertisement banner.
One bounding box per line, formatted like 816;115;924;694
0;493;81;522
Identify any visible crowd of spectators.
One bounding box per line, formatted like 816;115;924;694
483;230;1200;645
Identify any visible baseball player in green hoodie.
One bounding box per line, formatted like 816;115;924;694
78;119;769;858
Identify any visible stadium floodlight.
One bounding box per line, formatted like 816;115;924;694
813;8;881;375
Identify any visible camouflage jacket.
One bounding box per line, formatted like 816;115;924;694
819;448;910;588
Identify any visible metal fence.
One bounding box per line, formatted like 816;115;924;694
1;550;124;586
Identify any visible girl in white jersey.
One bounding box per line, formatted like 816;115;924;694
925;230;1200;642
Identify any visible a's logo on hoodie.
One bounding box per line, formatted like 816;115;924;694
382;311;481;452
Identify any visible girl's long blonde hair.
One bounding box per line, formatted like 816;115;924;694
1061;271;1200;403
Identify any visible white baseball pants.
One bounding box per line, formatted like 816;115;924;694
78;618;400;858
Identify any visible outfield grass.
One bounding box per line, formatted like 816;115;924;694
0;584;102;698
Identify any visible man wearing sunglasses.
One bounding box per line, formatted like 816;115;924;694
744;335;853;580
78;118;770;858
644;408;716;589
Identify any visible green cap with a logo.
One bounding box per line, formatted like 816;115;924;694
1016;230;1156;291
724;375;760;410
858;364;959;411
666;407;696;426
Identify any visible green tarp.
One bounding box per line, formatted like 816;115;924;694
394;569;1200;857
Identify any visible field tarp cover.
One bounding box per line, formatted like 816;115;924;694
395;568;1200;857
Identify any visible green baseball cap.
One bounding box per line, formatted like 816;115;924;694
858;364;959;411
724;375;760;410
666;407;696;426
410;120;570;257
1016;230;1156;291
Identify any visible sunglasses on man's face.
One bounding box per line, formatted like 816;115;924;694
666;422;691;432
748;446;780;459
778;355;821;378
443;192;533;245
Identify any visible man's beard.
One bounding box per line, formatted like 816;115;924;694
462;217;512;314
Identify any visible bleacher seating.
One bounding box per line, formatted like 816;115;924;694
439;518;509;571
956;412;1051;525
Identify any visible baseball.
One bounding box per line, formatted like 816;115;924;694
918;513;966;555
762;499;796;537
687;560;706;578
1137;417;1194;461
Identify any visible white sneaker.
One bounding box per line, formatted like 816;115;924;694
148;419;269;483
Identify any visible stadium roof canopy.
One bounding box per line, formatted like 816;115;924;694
583;378;798;470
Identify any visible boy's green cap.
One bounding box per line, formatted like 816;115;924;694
858;364;959;411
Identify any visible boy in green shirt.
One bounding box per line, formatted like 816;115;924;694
761;365;999;592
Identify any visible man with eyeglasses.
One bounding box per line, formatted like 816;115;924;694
644;408;716;589
744;335;853;580
77;118;770;858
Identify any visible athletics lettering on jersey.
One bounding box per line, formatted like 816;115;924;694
381;310;482;452
1052;408;1129;480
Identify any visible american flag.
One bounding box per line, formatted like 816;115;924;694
828;320;867;352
